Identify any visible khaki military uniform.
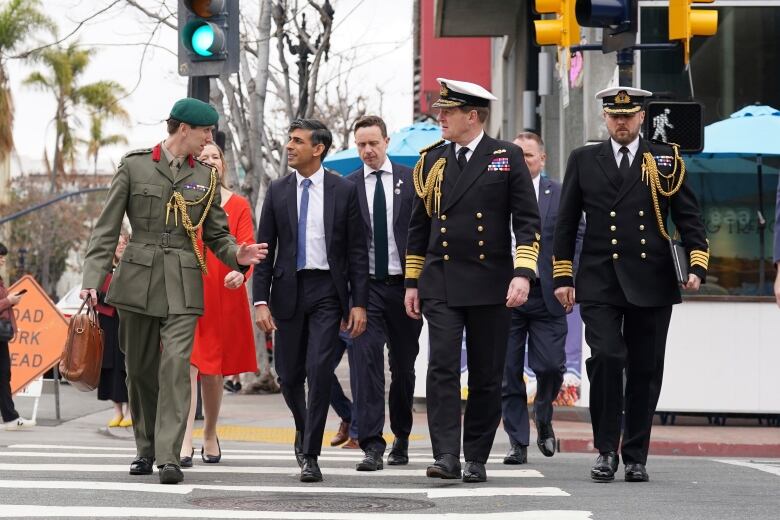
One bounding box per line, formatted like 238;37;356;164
83;142;243;466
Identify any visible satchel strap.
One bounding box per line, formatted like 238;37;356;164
75;298;99;325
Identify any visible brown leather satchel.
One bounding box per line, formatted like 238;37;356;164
59;299;104;391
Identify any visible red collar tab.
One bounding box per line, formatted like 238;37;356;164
152;143;162;162
187;155;195;168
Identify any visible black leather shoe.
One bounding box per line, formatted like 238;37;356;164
201;437;222;463
624;462;649;482
180;448;194;468
129;457;154;475
300;455;323;482
503;443;528;465
387;437;409;465
535;420;556;458
158;464;184;484
591;451;619;482
462;461;487;483
356;449;384;471
426;454;461;479
294;431;305;468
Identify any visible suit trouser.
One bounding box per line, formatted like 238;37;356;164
580;302;672;465
0;340;20;423
330;335;359;439
501;290;567;446
353;280;422;453
118;310;198;466
274;270;343;456
422;299;510;463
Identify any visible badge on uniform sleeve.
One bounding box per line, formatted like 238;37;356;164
487;157;510;172
183;182;208;193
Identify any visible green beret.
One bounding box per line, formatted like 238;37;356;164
168;98;218;126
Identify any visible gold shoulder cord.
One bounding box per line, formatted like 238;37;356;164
165;167;218;273
413;140;446;217
641;143;686;240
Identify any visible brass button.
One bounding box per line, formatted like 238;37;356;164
639;225;645;231
477;225;484;232
611;239;618;245
641;252;647;259
444;254;450;261
478;240;484;246
641;239;646;245
476;212;483;219
441;214;447;221
441;227;447;233
442;241;448;247
143;189;148;195
612;253;619;260
639;210;644;217
479;254;486;260
610;225;616;231
610;211;616;217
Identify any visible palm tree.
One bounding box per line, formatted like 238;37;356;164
79;79;129;174
0;0;54;186
83;113;128;175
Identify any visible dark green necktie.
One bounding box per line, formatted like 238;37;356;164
373;171;389;280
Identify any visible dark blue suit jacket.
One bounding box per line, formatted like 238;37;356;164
253;170;369;320
345;161;414;272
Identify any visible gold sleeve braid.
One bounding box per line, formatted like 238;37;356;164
165;167;218;274
553;258;573;278
405;254;425;280
642;143;709;271
413;140;446;217
514;242;540;274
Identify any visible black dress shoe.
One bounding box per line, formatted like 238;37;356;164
591;451;619;482
300;455;323;482
201;437;222;463
180;448;194;468
356;449;384;471
503;443;528;465
387;437;409;465
158;464;184;484
462;461;487;483
426;453;461;479
294;431;305;468
535;420;556;458
624;462;649;482
129;457;154;475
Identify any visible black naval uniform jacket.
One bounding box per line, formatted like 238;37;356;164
404;134;541;305
553;138;708;307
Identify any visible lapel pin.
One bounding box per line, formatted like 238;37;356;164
394;188;401;195
544;189;551;195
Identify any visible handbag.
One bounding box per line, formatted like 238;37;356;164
59;299;104;392
0;318;13;342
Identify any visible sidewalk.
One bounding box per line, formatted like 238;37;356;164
7;378;780;458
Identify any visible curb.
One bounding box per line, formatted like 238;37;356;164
559;437;780;457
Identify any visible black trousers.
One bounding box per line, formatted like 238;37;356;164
422;298;510;463
580;302;673;465
0;340;19;423
274;270;343;456
353;280;422;453
501;290;567;446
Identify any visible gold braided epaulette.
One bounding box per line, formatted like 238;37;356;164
413;140;447;217
641;142;686;241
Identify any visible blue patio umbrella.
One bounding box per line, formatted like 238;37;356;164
324;122;443;174
700;104;780;291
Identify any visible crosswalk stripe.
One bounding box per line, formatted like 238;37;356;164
713;459;780;477
0;506;593;519
0;479;569;497
0;463;544;478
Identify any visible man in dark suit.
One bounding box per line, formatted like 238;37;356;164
254;118;368;483
344;115;423;471
405;78;541;483
501;132;582;465
554;87;708;483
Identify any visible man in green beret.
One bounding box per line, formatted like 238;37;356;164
81;97;268;484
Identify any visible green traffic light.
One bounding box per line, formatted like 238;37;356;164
192;24;215;56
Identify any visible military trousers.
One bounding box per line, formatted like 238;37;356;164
118;309;198;467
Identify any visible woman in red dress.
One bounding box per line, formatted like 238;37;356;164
180;143;258;466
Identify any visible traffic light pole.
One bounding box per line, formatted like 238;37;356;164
188;76;210;103
570;42;679;87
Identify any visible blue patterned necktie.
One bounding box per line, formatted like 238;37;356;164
297;178;312;270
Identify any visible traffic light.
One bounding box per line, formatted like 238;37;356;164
533;0;580;49
178;0;239;77
575;0;637;53
668;0;718;64
643;101;704;153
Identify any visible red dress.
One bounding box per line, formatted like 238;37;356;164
190;194;258;376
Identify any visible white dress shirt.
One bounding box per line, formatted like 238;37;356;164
610;136;640;168
532;174;540;202
454;130;485;162
296;167;329;270
363;157;403;276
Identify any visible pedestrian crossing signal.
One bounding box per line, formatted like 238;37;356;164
643;101;704;154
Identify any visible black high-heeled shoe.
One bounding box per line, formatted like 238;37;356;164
201;437;222;463
180;448;194;468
